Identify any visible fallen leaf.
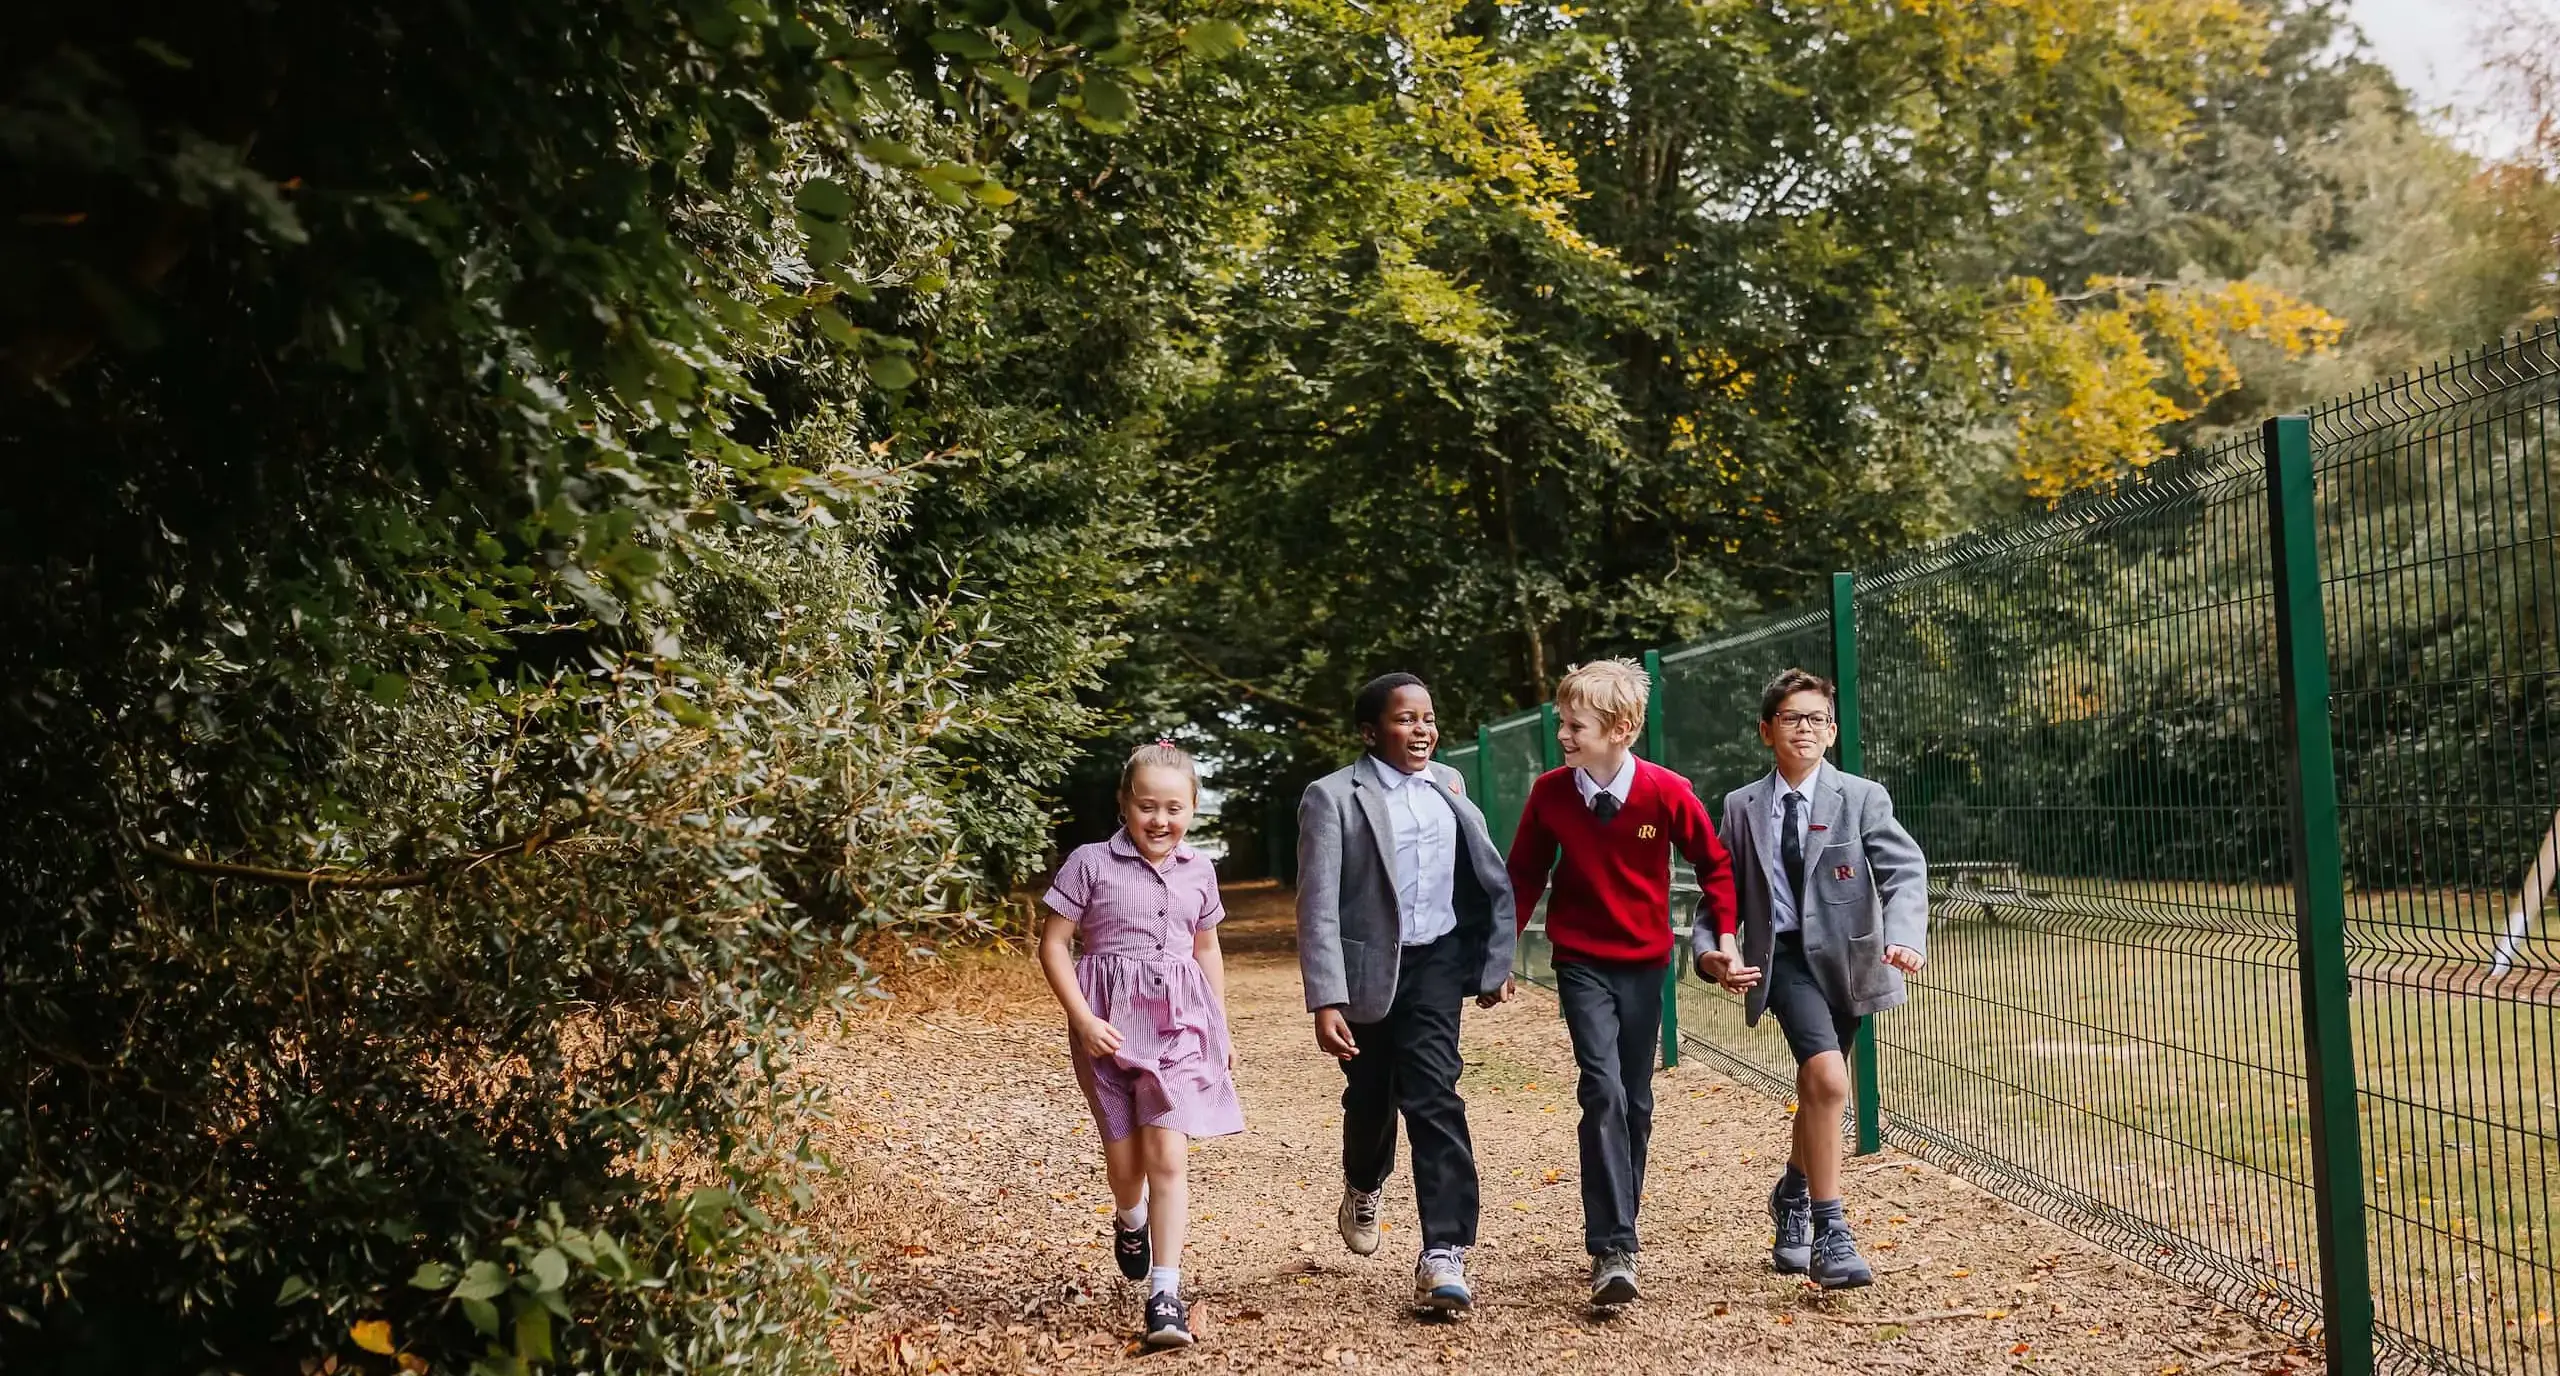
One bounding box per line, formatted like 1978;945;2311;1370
1948;1268;1973;1278
2011;1342;2032;1356
351;1321;396;1355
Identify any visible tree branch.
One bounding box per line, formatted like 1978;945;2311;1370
135;825;577;892
1167;641;1335;726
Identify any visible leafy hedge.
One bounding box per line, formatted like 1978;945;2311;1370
0;1;1225;1369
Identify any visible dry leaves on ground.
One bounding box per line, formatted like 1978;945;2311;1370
805;882;2295;1374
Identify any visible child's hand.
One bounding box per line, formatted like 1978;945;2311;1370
1476;976;1517;1009
1695;948;1730;984
1709;933;1760;994
1884;944;1925;974
1073;1014;1123;1060
1313;1007;1359;1060
1714;957;1763;995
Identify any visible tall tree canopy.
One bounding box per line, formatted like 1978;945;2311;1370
1116;0;2307;826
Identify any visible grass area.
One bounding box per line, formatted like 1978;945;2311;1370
1534;877;2560;1374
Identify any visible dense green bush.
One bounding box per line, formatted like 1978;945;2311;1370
0;1;1212;1368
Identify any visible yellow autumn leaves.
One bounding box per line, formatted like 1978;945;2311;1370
2001;275;2347;500
348;1319;429;1371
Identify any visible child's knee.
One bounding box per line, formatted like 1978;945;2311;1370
1576;1072;1627;1116
1144;1130;1189;1179
1798;1053;1849;1104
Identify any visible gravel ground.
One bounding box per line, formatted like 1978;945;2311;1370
809;882;2304;1374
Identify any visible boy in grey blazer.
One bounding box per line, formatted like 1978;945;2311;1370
1297;673;1518;1314
1691;668;1927;1290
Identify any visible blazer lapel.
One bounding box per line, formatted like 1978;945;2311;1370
1352;764;1402;890
1423;773;1487;885
1750;776;1788;903
1800;766;1847;896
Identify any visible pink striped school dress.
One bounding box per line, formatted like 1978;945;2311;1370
1043;831;1244;1142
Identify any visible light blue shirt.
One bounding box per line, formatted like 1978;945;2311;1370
1764;764;1824;935
1365;753;1459;946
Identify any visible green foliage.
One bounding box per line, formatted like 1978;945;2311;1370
1121;0;2275;831
0;0;1199;1367
1989;0;2560;504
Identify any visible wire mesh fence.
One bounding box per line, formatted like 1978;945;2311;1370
2311;331;2560;1375
1856;430;2325;1339
1446;324;2560;1375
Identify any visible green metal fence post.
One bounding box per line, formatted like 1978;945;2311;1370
1642;649;1680;1070
1538;702;1562;772
1832;571;1882;1156
2265;415;2375;1376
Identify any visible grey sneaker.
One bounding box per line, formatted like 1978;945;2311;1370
1809;1222;1874;1290
1589;1250;1639;1307
1142;1291;1194;1348
1769;1175;1812;1274
1338;1183;1382;1256
1413;1246;1473;1311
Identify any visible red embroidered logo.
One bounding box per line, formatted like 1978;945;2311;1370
1834;864;1856;882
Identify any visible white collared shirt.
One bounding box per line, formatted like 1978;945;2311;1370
1365;753;1459;946
1765;763;1825;934
1573;752;1638;811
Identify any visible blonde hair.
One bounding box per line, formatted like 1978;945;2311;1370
1555;658;1651;736
1119;738;1199;800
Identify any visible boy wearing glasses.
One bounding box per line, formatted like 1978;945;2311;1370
1692;668;1928;1289
1506;659;1736;1309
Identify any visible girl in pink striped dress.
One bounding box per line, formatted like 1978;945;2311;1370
1036;741;1241;1349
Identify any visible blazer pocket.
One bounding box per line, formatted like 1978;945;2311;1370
1811;842;1870;901
1811;843;1878;933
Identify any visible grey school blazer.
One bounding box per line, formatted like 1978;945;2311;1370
1296;759;1518;1025
1686;761;1930;1024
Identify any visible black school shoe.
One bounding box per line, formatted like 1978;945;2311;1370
1769;1176;1812;1275
1114;1220;1151;1280
1143;1291;1194;1348
1809;1222;1875;1290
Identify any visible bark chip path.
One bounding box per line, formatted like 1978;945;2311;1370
812;882;2297;1373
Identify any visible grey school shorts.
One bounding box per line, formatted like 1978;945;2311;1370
1766;932;1863;1066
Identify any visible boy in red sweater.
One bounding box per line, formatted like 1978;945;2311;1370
1507;658;1736;1308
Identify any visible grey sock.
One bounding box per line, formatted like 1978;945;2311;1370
1778;1164;1809;1199
1811;1197;1846;1234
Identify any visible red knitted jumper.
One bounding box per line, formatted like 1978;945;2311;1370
1507;758;1738;966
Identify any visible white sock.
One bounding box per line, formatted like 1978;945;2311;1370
1116;1198;1148;1231
1148;1264;1180;1297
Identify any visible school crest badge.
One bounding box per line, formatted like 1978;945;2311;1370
1637;824;1658;839
1834;864;1856;882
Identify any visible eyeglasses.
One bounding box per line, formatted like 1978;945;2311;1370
1774;711;1834;729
